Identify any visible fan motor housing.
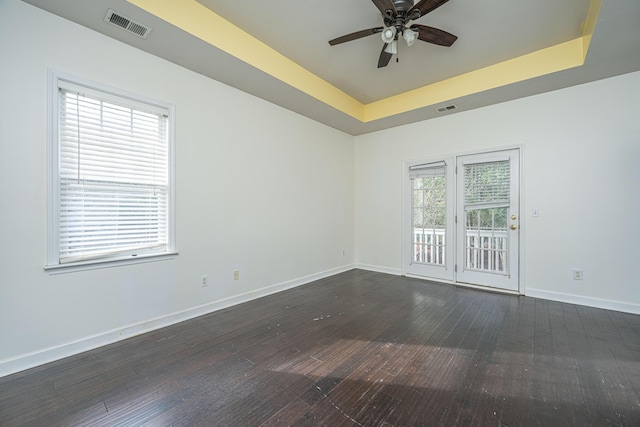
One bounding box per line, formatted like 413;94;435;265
393;0;414;12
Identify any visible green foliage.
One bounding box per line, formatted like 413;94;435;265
412;176;445;228
464;161;510;205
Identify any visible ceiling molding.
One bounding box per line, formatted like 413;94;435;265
21;0;639;135
128;0;598;123
364;38;585;121
127;0;364;121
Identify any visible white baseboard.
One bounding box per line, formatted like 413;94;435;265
354;263;402;276
0;264;355;378
526;288;640;315
359;266;639;314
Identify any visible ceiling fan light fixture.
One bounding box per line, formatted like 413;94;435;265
328;0;457;68
384;40;398;54
403;28;418;46
381;26;397;43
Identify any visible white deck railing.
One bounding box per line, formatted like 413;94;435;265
413;228;508;272
413;228;446;265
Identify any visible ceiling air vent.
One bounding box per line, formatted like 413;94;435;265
436;104;457;113
104;9;152;39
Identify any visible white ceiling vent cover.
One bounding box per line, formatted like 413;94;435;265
436;104;458;113
104;9;152;39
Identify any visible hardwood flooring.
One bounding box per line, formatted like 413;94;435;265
1;270;639;426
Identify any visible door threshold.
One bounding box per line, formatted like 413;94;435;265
403;273;521;296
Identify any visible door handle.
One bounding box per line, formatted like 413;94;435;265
510;224;517;230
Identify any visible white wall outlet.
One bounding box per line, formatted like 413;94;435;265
532;207;540;217
233;270;239;281
572;269;583;280
201;275;208;287
341;249;346;257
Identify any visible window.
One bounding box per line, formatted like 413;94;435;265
410;162;447;265
47;71;175;271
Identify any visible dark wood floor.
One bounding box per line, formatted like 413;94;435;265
1;270;639;426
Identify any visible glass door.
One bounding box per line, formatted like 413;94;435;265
455;149;520;291
404;159;454;281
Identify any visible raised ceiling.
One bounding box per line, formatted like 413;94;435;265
20;0;640;135
197;0;589;104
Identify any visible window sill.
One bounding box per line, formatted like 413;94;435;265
44;252;178;275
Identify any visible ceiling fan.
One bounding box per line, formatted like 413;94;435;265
329;0;457;68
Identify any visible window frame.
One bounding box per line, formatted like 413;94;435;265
46;70;177;273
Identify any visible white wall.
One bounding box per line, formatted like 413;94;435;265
355;71;640;313
2;0;639;378
0;0;354;376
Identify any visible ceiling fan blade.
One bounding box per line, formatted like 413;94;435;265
412;24;457;46
378;44;393;68
371;0;397;16
329;27;383;46
408;0;451;19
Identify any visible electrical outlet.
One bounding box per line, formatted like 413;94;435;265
233;270;239;281
201;275;208;287
572;269;583;280
341;249;346;257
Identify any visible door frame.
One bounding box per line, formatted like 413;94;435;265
402;145;525;294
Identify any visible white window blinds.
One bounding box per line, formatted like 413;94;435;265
57;82;169;263
463;160;510;206
409;161;446;179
